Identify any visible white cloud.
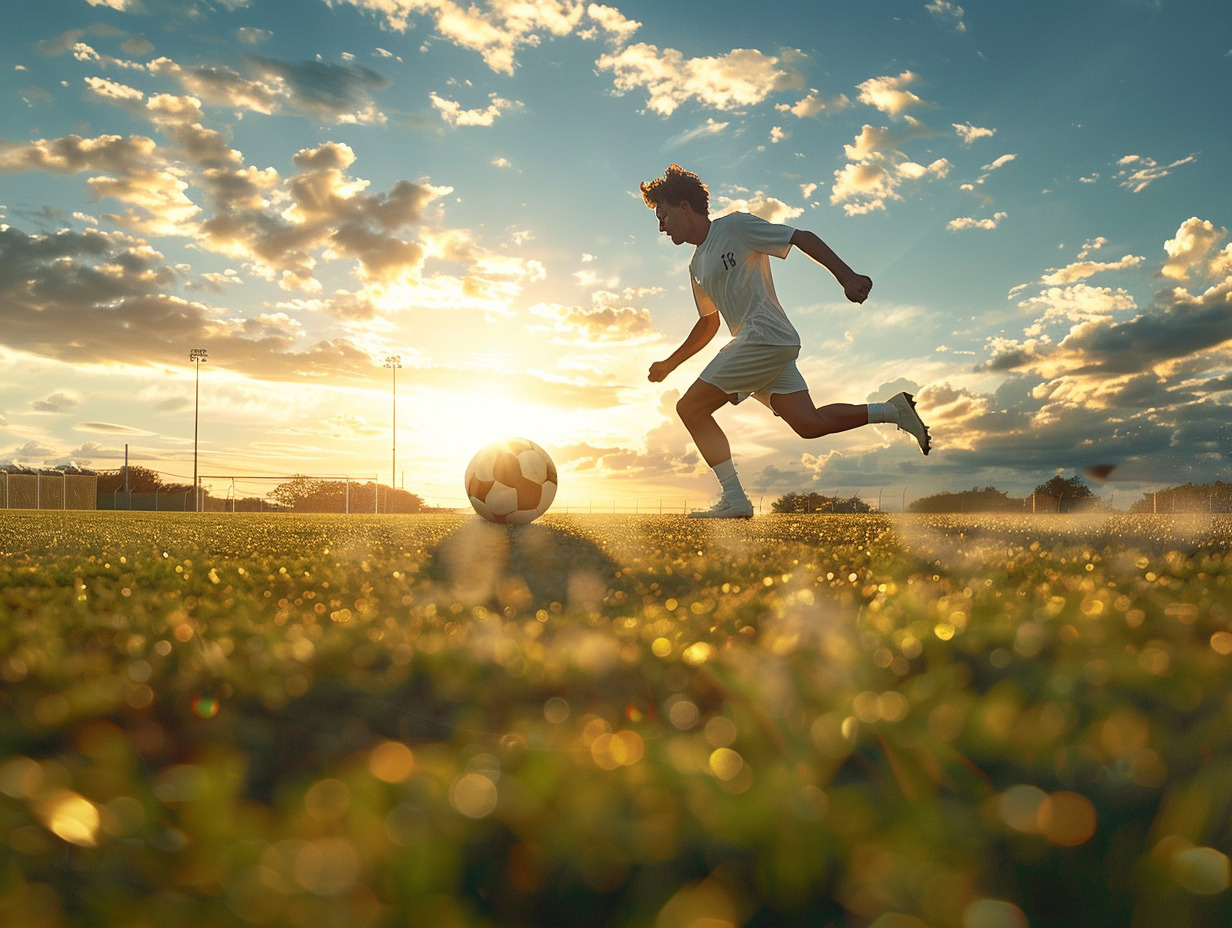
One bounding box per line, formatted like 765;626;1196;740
665;117;729;146
926;1;967;33
596;43;805;116
831;154;950;216
583;3;641;43
1115;153;1198;193
530;298;657;343
776;91;850;118
1039;254;1145;285
327;0;594;74
856;71;927;117
714;193;803;226
1162;217;1226;281
953;122;995;144
430;92;522;127
947;212;1007;231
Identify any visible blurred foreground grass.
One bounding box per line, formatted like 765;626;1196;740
1;511;1231;927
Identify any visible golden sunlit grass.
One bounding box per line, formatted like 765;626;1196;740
1;511;1231;927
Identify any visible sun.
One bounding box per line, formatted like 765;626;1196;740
415;387;572;465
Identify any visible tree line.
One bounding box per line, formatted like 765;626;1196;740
771;475;1232;514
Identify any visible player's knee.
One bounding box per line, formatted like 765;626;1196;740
676;394;700;424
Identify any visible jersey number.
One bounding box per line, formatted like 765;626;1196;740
721;251;737;270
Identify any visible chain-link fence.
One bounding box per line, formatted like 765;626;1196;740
0;474;98;510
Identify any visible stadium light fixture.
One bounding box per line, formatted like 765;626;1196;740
384;355;401;509
190;348;208;512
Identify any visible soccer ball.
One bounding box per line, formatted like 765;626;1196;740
464;437;558;524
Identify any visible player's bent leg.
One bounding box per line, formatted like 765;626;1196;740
676;380;738;467
770;391;868;439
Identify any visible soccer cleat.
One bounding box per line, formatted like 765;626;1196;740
887;392;931;455
688;496;754;519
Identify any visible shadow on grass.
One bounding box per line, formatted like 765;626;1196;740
423;518;620;613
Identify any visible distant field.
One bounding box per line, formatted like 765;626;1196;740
2;511;1230;927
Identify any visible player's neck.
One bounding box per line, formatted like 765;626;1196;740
685;214;711;246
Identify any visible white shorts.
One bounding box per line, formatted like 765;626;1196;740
699;338;807;407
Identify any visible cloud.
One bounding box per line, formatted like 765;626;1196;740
981;153;1016;172
246;56;391;124
843;123;935;161
84;75;146;102
328;0;597;74
1039;253;1145;285
947;218;1232;487
714;193;803;226
831;150;950;216
0;223;413;382
32;391;81;413
856;71;927;117
430;91;522;126
1162;217;1226;281
1115;153;1198;193
37;24;127;57
147;54;391;124
596;43;805;116
953;122;994;144
147;57;279;113
76;421;155;434
583;3;642;43
237;27;271;45
947;212;1007;231
556;390;702;482
827;78;949;215
776;91;850;119
665;118;730;146
0;118;421;260
0;133;159;175
5;440;57;462
529;292;658;344
925;1;967;33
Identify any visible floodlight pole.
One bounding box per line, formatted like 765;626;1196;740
190;348;208;512
384;355;401;512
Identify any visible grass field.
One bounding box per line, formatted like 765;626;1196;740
1;511;1231;928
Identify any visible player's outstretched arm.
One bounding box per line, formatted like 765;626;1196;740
790;230;872;304
649;312;720;382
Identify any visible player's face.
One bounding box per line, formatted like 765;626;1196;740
655;202;688;244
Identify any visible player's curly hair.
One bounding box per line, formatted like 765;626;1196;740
640;164;709;215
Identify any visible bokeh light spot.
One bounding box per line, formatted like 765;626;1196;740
293;837;360;896
963;898;1029;928
998;784;1046;833
369;741;415;783
1173;846;1231;895
39;791;100;847
708;748;743;782
1037;791;1097;846
450;773;498;819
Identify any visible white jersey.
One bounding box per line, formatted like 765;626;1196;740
690;211;798;346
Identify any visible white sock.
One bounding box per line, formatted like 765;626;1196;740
867;402;899;424
713;459;746;499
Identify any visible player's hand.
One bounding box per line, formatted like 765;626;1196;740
648;360;673;382
844;274;873;304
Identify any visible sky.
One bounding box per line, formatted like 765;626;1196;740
1;0;1230;511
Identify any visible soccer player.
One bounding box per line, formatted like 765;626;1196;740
642;164;930;519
